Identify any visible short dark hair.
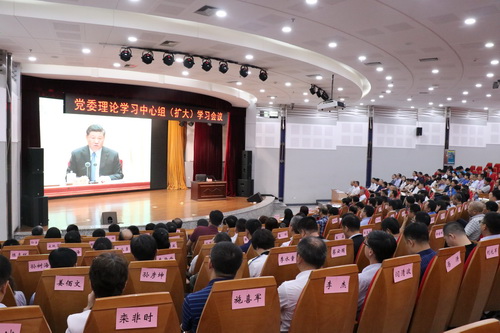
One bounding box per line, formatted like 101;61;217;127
166;222;177;233
435;200;448;211
93;237;112;250
172;218;183;228
368;198;377;206
289;216;302;234
223;215;237;228
197;219;209;227
154;223;167;231
0;255;12;287
297;236;327;269
297;216;319;233
209;210;224;226
415;212;431;226
251;229;275;250
409;204;421;214
381;217;400;235
89;252;128;298
214;232;232;243
2;239;20;247
366;230;397;262
210;242;243;276
443;222;466;236
328;207;340;216
86;124;105;136
66;224;79;233
265;218;279;231
145;223;156;230
130;234;157;261
355;202;365;210
403;222;430;243
108;223;120;232
341;214;360;232
364;205;375;217
235;218;246;233
49;248;77;268
486;201;499;212
491;190;500;201
92;229;106;237
389;199;403;211
349;206;358;214
45;227;61;239
245;219;261;236
406;197;415;205
426;200;437;212
32;226;44;236
483;212;500;235
127;225;140;235
152;228;170;249
64;230;81;243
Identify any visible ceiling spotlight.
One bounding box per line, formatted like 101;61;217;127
282;26;292;33
432;69;439;74
28;56;37;62
309;84;317;95
119;47;132;61
316;88;323;98
82;48;91;54
487;73;494;78
315;75;323;80
162;53;174;66
128;36;138;42
475;83;482;88
183;55;195;69
219;61;229;74
358;55;366;62
491;59;499;65
485;42;495;48
328;42;338;48
376;67;384;72
239;65;249;77
215;9;227;17
259;69;268;81
141;50;154;64
201;58;212;72
321;91;329;101
464;18;476;25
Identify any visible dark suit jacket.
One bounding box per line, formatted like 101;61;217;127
67;146;123;180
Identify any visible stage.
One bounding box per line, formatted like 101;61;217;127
18;189;276;234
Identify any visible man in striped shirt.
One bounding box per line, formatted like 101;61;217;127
181;242;243;333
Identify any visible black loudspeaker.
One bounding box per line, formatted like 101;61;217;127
29;196;48;226
241;150;252;179
247;192;263;203
416;127;423;136
237;179;254;197
101;212;118;224
28;147;44;173
27;173;44;197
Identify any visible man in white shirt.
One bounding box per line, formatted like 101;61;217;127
480;212;500;241
278;237;327;332
66;253;128;333
347;181;361;197
0;256;11;308
281;216;302;247
464;201;485;241
368;178;378;192
248;229;275;277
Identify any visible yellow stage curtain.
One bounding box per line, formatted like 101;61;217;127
167;121;187;190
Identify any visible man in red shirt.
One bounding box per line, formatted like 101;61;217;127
186;210;223;252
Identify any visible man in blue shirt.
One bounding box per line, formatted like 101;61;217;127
404;222;436;280
181;241;243;332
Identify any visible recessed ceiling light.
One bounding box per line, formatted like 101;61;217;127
236;81;242;86
247;70;252;75
370;99;375;102
386;90;391;94
128;36;137;42
439;104;444;107
340;98;345;102
270;96;276;99
269;101;274;105
316;75;323;80
407;98;412;101
385;76;392;80
358;55;366;62
175;58;183;63
484;107;489;110
28;56;37;62
82;48;91;54
428;102;433;105
462;100;467;103
303;92;308;96
487;73;494;78
304;98;310;102
491;59;499;65
182;71;189;76
464;18;476;25
411;106;415;109
245;54;254;60
285;82;291;87
359;103;364;106
260;89;265;93
379;95;384;98
388;83;394;88
485;42;495;48
113;62;121;67
376;67;384;72
486;94;492;97
447;97;452;101
306;0;318;4
282;26;292;33
428;87;434;91
215;9;227;17
432;69;439;74
463;91;468;95
328;42;338;48
475;83;482;88
337;87;343;91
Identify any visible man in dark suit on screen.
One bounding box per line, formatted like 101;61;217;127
67;124;123;183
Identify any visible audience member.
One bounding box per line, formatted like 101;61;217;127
145;223;156;230
187;210;223;252
222;215;237;229
92;228;105;237
360;205;374;226
152;228;170;249
315;207;329;236
414;211;431;226
118;229;133;241
258;215;269;225
443;222;476;261
127;225;140;235
381;217;400;240
196;219;209;227
299;205;309;216
182;242;242;333
489;189;500;203
64;230;81;243
480;212;500;241
92;237;112;250
404;222;436;279
248;229;275;277
423;200;437;215
240;219;262;253
173;218;183;229
278;237;326;332
166;222;178;233
297;216;322;238
31;226;44;236
66;253;128;333
108;223;120;232
188;232;232;278
66;224;79;233
0;256;12;307
358;230;397;312
130;234;157;261
2;239;20;247
49;247;78;268
341;214;363;256
154;223;167;231
464;201;485;241
45;227;61;239
232;218;247;243
282;215;301;247
265;217;279;231
485;201;499;213
282;209;294;227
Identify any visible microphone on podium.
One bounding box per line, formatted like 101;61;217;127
85;162;91;178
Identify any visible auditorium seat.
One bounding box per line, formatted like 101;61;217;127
323;239;354;268
393;234;410;258
485;251;500;311
360;223;381;238
396;209;408;226
288;265;359;333
36;238;65;254
322;215;340;238
272;227;290;247
385;210;396;219
192;235;214;256
449;238;500;327
1;245;40;286
444;319;500;333
234;232;248;246
260;245;300;286
357;254;421;333
355;243;370;272
290;234;302;246
12;254;50;303
368;213;383;225
123;259;183;322
34;266;92;333
194;253;249;292
83;292;179;333
155;248;187;284
111;240;134;262
59;243;92;266
197;277;280;333
80;249;122;266
191;242;215;275
246;244;258;260
139;229;154;235
435;210;448;225
104;232;120;241
326;228;346;241
20;235;44;246
448;206;458;222
408;246;466;333
428;225;446;252
0;305;51;333
2;283;18;307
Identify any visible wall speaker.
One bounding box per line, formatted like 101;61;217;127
28;147;44;173
247;192;263;203
416;127;423;136
237;179;254;197
101;212;118;224
26;196;48;227
241;150;252;179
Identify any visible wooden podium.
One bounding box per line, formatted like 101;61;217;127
191;181;227;200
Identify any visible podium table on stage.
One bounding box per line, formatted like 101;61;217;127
191;181;227;200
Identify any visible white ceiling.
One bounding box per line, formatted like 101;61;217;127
0;0;499;112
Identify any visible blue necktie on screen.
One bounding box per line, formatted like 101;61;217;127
91;152;96;181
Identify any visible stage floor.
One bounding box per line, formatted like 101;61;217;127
32;189;256;231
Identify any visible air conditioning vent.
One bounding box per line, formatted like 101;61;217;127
364;61;382;66
159;40;179;47
194;5;218;16
419;57;439;62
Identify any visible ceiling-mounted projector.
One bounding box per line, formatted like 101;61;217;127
318;99;345;111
